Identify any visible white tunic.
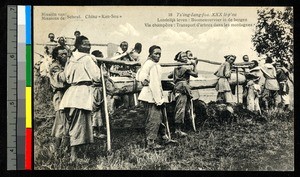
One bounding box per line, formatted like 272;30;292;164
138;59;164;104
59;51;101;111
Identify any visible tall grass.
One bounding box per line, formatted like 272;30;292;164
34;108;294;170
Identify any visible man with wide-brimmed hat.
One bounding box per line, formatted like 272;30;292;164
168;51;198;137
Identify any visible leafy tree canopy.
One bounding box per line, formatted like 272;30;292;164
252;7;293;71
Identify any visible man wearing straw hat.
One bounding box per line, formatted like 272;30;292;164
168;51;198;137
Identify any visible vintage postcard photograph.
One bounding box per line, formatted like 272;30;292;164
33;6;294;170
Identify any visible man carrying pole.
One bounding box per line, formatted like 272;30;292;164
110;41;135;110
260;56;280;111
137;45;177;150
90;50;107;139
214;55;236;104
168;51;198;137
49;46;69;157
59;35;101;162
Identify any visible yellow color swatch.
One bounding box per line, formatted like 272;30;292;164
26;87;32;128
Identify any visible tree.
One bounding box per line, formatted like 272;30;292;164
252;7;293;71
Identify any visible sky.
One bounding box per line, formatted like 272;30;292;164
34;6;285;72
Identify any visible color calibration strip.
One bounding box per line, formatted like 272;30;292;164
25;6;33;170
19;5;32;170
25;5;32;170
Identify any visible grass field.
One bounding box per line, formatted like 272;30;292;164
34;108;294;170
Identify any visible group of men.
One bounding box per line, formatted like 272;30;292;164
214;54;293;115
39;30;293;161
137;49;199;149
45;33;102;162
109;41;142;111
41;31;178;161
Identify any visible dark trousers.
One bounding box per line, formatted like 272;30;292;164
143;102;166;141
174;94;191;124
65;108;94;146
261;89;279;110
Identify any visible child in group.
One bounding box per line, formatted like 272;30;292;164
246;74;262;115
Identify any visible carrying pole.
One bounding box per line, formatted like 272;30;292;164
133;78;138;106
162;104;171;139
100;64;111;151
236;68;239;103
190;99;196;132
